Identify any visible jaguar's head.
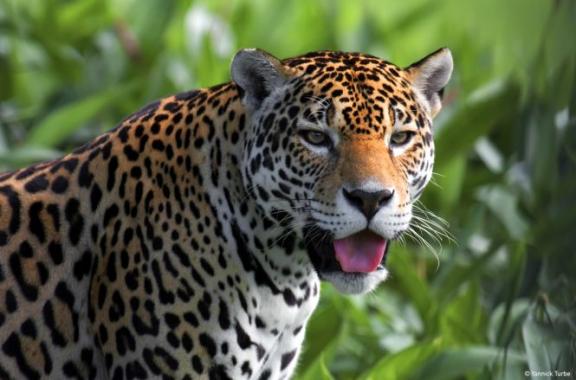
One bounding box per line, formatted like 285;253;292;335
232;48;452;294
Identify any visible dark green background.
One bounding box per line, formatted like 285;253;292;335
1;0;575;378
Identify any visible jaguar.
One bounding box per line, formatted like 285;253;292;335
0;47;453;379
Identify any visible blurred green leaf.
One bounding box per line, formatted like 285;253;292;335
57;0;111;40
297;300;344;378
476;186;529;241
487;299;530;346
387;247;434;329
359;341;439;380
25;84;134;148
435;80;519;168
439;281;485;344
409;346;525;380
430;153;466;212
522;302;575;375
0;145;61;168
121;0;176;59
299;354;335;380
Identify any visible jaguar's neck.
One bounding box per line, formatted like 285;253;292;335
183;85;320;298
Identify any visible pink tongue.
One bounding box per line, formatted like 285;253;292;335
334;231;387;273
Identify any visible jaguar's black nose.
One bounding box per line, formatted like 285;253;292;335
343;188;394;220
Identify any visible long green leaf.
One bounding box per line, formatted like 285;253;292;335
25;85;133;148
359;341;439;380
0;146;61;168
387;247;433;325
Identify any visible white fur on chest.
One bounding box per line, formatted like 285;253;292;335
235;260;320;379
259;280;319;331
250;280;320;379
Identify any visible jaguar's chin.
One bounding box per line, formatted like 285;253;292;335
303;226;391;294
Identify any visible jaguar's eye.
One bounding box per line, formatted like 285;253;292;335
390;131;415;147
299;129;331;147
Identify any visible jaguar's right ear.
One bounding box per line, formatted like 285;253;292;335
231;48;289;112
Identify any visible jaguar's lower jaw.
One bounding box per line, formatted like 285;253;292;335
321;268;389;294
304;227;391;294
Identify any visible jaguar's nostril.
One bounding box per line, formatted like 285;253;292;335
343;188;395;220
378;188;394;205
342;188;363;210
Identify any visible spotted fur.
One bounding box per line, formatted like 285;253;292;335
0;48;452;379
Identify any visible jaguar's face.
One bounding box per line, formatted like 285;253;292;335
232;49;453;294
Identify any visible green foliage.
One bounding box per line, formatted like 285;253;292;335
1;0;575;378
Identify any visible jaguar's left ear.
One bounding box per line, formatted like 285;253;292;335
405;48;453;118
231;48;290;113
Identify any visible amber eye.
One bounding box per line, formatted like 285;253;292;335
299;129;332;147
390;131;415;147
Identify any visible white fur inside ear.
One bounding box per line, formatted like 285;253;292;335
408;48;453;117
231;48;287;112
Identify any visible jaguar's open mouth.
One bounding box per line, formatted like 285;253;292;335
304;227;390;277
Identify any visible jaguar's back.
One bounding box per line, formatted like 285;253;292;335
0;86;245;378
